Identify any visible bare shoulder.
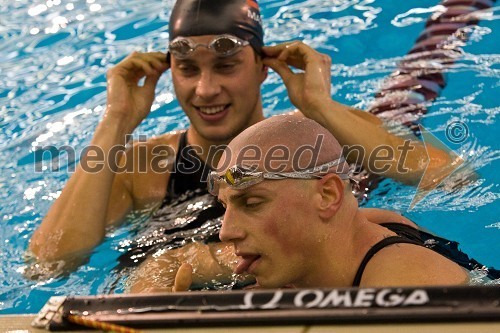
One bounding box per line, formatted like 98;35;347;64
124;130;185;208
360;208;418;228
130;130;184;152
360;243;469;287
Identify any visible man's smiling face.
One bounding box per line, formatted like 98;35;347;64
171;35;267;145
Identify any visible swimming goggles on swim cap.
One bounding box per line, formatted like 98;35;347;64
208;157;350;196
169;34;250;59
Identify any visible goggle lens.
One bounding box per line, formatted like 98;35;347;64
207;167;245;196
224;168;237;185
212;37;238;55
169;35;248;59
170;40;192;55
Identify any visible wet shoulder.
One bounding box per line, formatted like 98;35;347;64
360;242;469;287
126;130;186;209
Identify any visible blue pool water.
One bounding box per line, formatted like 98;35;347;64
0;0;499;314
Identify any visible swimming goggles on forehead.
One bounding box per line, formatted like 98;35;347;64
208;157;350;196
168;34;249;59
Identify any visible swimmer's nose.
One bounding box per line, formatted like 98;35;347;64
219;208;245;242
195;71;221;99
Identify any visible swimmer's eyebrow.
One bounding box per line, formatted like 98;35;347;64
218;192;243;206
174;52;244;66
219;186;270;206
217;192;248;207
174;58;197;65
216;52;244;61
228;192;247;203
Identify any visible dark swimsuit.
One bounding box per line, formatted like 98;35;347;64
152;130;224;240
166;130;212;198
116;131;224;268
352;223;500;286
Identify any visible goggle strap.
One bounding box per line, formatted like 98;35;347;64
209;157;352;195
259;156;346;178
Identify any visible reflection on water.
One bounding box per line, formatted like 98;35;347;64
109;190;258;293
117;191;223;267
0;0;499;314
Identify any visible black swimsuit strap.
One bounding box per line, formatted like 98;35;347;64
352;236;423;287
166;130;187;196
165;130;211;199
179;128;188;148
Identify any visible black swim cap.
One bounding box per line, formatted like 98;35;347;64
169;0;264;55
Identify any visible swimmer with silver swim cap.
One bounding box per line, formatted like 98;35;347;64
168;0;264;59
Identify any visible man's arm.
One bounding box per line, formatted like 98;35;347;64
263;42;454;186
29;52;169;263
129;242;254;293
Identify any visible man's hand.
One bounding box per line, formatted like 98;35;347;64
128;242;253;293
105;51;169;133
262;42;332;118
171;263;193;292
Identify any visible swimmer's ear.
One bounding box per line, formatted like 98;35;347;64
316;174;344;220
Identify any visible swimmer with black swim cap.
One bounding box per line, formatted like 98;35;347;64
168;0;264;60
29;0;466;294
